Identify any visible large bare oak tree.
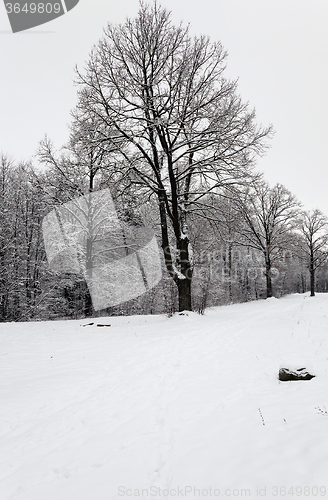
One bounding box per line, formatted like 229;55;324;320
74;2;271;311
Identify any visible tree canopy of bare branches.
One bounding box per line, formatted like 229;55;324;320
236;182;301;298
69;2;272;310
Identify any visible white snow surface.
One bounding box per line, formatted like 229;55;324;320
1;293;328;500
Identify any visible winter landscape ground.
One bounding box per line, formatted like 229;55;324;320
1;293;328;500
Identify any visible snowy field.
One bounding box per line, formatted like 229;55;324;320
1;293;328;500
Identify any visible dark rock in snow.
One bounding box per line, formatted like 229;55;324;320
279;367;315;381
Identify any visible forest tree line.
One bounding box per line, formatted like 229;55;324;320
1;151;327;322
1;3;328;322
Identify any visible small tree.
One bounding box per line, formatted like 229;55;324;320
297;209;328;297
236;181;301;298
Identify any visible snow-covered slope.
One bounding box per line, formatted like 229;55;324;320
1;294;328;500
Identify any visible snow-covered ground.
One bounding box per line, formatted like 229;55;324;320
1;293;328;500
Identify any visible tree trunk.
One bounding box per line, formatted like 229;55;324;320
177;236;193;311
177;277;192;312
309;246;315;297
310;263;315;296
158;192;193;312
228;243;232;301
83;284;93;317
265;259;273;298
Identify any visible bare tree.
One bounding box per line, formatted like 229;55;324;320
192;192;245;302
38;119;125;316
236;181;301;298
297;209;328;297
73;2;272;311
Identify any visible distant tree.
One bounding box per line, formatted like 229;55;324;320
297;209;328;296
74;2;272;311
192;192;245;302
236;181;301;298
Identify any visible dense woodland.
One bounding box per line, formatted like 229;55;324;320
1;4;328;322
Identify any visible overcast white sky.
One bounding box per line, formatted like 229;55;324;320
0;0;327;214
